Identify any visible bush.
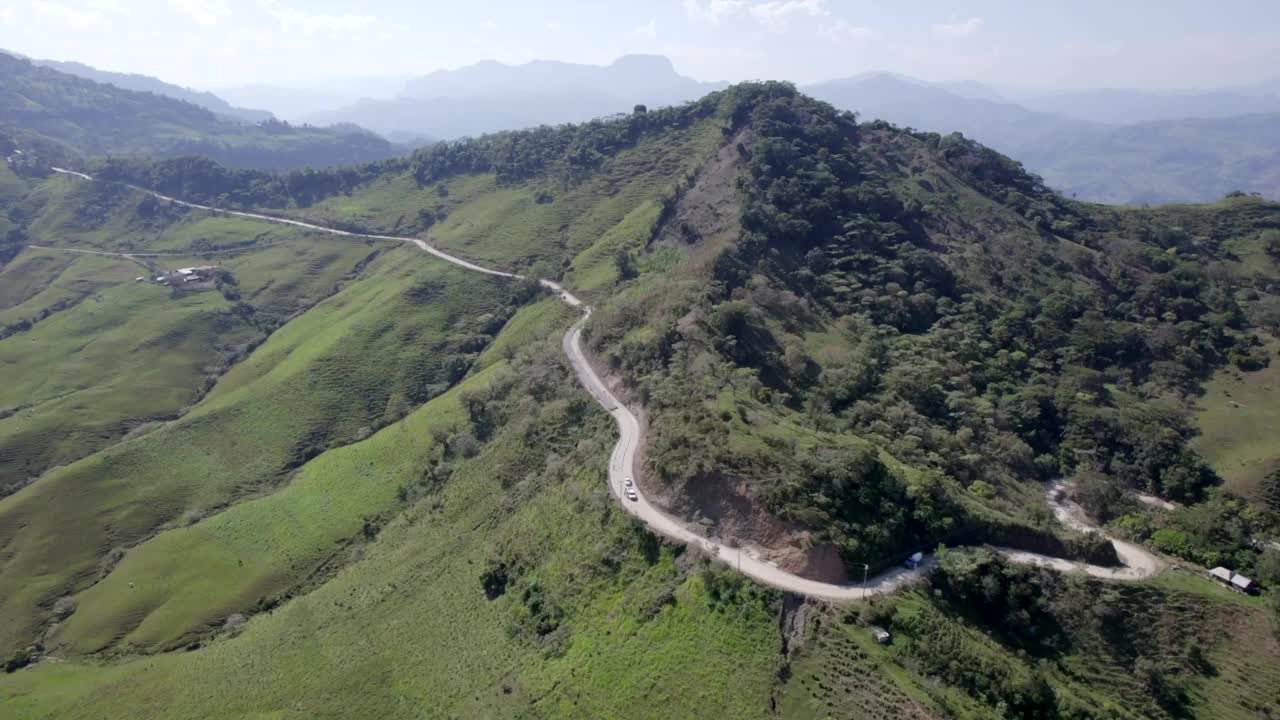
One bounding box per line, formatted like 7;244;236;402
1150;528;1195;558
969;480;996;499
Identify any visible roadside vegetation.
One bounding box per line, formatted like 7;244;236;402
782;549;1280;720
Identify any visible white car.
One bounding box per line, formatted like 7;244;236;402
624;476;633;488
625;488;638;502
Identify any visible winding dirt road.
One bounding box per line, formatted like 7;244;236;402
39;166;1165;600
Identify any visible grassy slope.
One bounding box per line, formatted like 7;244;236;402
0;175;382;496
0;161;25;201
1187;203;1280;498
0;250;140;325
0;270;260;495
289;119;723;278
0;248;512;654
1192;338;1280;498
50;285;546;656
1;302;783;720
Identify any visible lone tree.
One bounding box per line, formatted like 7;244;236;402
614;250;638;281
633;104;648;114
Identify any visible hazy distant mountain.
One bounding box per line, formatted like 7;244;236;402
932;79;1006;102
1009;87;1280;125
310;89;639;139
0;53;398;171
312;55;727;139
805;72;1280;204
215;76;411;123
402;55;718;105
1021;112;1280;204
15;54;273;124
1247;76;1280;95
805;72;1094;152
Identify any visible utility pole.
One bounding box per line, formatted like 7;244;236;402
861;564;869;601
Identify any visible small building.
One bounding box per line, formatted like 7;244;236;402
869;626;891;645
1209;566;1259;594
1230;574;1257;594
1209;567;1233;584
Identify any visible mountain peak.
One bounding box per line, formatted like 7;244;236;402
609;54;677;74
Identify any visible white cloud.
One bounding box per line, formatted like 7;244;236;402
28;0;101;28
821;20;871;44
932;17;983;39
749;0;827;30
257;0;377;36
684;0;745;25
479;20;499;31
85;0;129;14
545;20;563;31
634;19;657;40
170;0;230;26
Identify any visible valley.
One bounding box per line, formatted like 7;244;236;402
36;162;1164;601
0;79;1278;719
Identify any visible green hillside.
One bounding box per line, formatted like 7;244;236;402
1;82;1278;719
0;52;396;171
0;174;384;496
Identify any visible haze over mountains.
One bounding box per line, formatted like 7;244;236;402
305;55;726;140
294;55;1280;204
27;58;276;125
214;76;414;124
0;52;400;171
806;72;1280;204
4;47;1279;204
1008;81;1280;125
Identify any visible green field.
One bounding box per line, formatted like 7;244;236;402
290;119;723;283
1;303;784;720
0;263;260;496
0;247;520;654
1193;338;1280;499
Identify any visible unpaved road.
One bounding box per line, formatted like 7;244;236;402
40;166;1165;600
1044;479;1166;580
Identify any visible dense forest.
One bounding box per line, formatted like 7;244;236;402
578;83;1280;574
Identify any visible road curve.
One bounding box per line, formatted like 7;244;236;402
41;166;1165;600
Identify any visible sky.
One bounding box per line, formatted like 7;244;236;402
2;0;1279;92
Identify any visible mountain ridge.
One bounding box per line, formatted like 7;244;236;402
0;52;399;171
24;56;274;124
308;54;727;139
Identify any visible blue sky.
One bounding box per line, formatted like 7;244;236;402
2;0;1278;90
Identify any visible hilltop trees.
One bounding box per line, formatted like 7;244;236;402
578;83;1280;576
